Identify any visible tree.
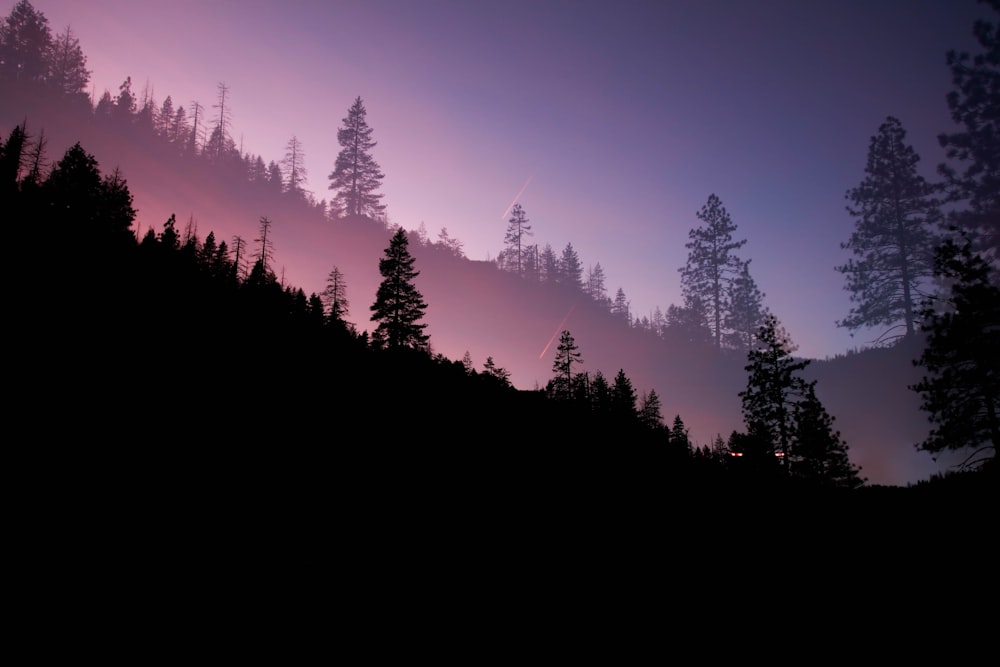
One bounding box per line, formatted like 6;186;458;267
739;314;811;468
46;26;89;96
503;203;532;276
539;243;559;285
639;389;664;430
329;96;385;220
551;329;582;400
725;260;769;353
322;266;350;324
938;0;1000;260
837;116;941;341
483;356;512;387
610;369;638;421
586;263;609;305
911;234;999;472
251;216;276;283
205;82;234;161
281;135;308;199
792;385;865;489
370;228;429;350
680;194;747;349
0;0;51;82
665;296;712;347
559;242;584;291
611;287;630;324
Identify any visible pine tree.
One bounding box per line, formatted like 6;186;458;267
46;25;89;96
551;330;582;400
639;389;664;430
911;234;1000;472
610;369;638;420
837;116;940;342
559;242;584;291
792;385;865;489
586;263;608;305
0;0;51;82
370;228;429;350
611;287;630;324
725;259;768;353
739;314;811;468
938;0;1000;259
329;96;385;220
281;135;308;199
323;266;350;324
680;194;747;349
503;203;532;276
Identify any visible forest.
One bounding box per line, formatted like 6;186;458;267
2;0;996;506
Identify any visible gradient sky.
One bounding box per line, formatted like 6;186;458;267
26;0;988;360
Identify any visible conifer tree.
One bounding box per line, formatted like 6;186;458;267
680;194;747;349
503;203;532;276
370;228;429;350
911;234;1000;472
725;259;769;353
559;242;584;291
792;385;865;489
739;314;810;468
329;96;385;220
837;116;940;341
47;26;89;96
0;0;51;82
323;266;350;324
938;0;1000;259
551;330;582;400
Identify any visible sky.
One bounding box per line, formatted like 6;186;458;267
24;0;989;360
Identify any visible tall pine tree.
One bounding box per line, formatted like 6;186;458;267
329;96;385;220
370;228;429;350
837;116;940;342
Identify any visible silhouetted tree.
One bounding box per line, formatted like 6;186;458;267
559;242;584;291
611;287;630;324
370;228;429;350
281;135;308;199
680;193;747;349
329;96;385;219
792;384;865;489
253;216;275;281
539;243;559;285
938;0;1000;260
666;296;712;347
551;329;582;400
47;26;89;96
911;234;1000;472
113;77;136;125
483;356;512;387
725;259;769;352
610;369;637;420
586;263;609;306
323;265;350;324
0;0;51;82
205;82;234;162
639;388;664;430
503;203;532;276
837;116;940;342
740;314;810;469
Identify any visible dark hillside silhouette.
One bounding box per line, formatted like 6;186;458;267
3;0;985;488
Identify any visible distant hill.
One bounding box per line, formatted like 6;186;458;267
2;88;948;488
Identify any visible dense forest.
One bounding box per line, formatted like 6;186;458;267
3;0;996;504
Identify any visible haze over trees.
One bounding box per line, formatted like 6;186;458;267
837;116;941;342
4;0;998;494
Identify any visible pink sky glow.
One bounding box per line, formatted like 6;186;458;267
26;0;987;360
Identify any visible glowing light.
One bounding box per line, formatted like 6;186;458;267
539;304;576;359
501;168;538;220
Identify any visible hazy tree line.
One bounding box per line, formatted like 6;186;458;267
3;0;995;483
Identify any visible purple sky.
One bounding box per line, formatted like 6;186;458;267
28;0;987;360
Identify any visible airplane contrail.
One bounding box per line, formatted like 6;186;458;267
539;304;576;359
501;168;538;220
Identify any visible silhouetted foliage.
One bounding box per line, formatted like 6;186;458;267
329;96;385;220
837;116;941;342
370;228;429;350
911;233;999;472
938;0;1000;259
680;194;747;350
